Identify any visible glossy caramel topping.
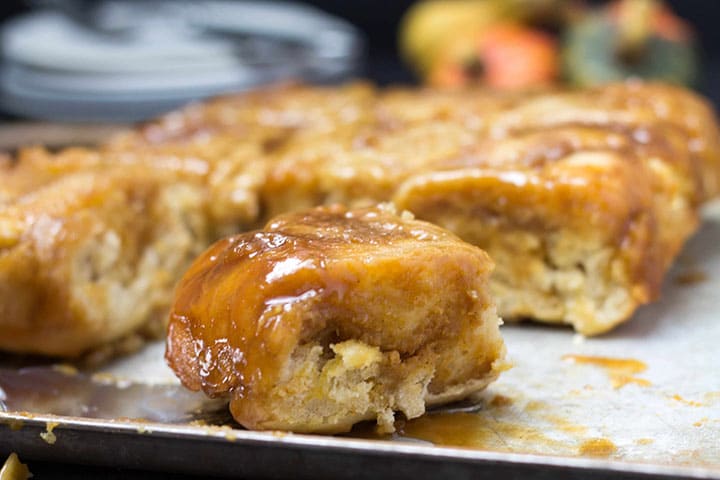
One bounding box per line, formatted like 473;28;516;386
2;80;718;357
265;205;443;247
166;205;487;405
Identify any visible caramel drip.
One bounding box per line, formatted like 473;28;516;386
578;438;617;457
562;354;651;389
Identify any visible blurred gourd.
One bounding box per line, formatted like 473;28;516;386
502;0;573;26
429;23;558;89
563;0;699;87
400;0;564;88
399;0;506;75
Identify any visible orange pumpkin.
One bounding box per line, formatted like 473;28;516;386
429;23;559;89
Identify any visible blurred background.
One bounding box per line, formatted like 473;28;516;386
0;0;716;126
0;2;718;477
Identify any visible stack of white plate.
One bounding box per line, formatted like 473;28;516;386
0;1;362;121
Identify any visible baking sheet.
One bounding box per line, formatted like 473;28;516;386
1;206;720;478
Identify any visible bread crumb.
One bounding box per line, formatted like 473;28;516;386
39;422;59;445
0;453;32;480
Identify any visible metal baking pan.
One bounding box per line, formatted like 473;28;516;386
2;205;720;479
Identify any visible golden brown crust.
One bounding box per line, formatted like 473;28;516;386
136;80;716;334
0;80;718;356
166;205;505;432
0;166;211;356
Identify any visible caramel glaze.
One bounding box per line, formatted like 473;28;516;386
2;81;718;357
393;116;704;310
675;269;708;286
578;438;617;457
400;412;560;451
562;355;647;372
562;354;651;390
166;205;495;426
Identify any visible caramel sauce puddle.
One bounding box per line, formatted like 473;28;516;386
578;438;617;457
675;269;708;286
349;394;593;457
562;354;651;389
398;412;563;452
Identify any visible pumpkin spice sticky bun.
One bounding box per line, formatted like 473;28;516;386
143;81;718;335
1;81;719;357
0;163;211;357
0;141;264;357
165;205;506;433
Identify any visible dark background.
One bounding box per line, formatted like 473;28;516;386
306;0;720;94
0;0;718;95
1;0;719;478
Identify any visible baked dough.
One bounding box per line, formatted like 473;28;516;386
1;81;718;356
0;145;261;357
137;81;720;334
166;205;506;433
0;163;210;357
